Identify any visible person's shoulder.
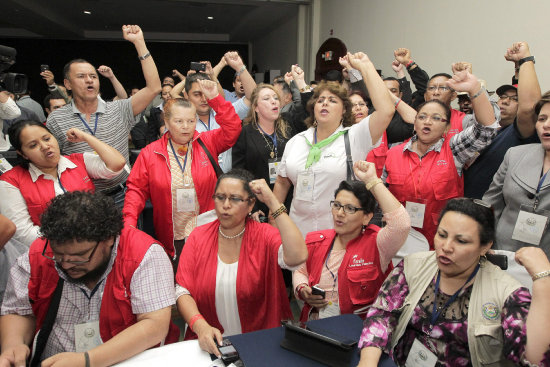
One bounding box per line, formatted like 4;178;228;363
508;143;541;156
305;229;334;245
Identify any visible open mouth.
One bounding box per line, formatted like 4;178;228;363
421;127;431;134
438;255;452;265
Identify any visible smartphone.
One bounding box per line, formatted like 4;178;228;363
40;64;50;72
190;61;206;72
282;320;357;349
217;339;240;364
486;253;508;270
311;285;326;299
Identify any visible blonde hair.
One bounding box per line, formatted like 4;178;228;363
243;84;290;139
304;81;354;128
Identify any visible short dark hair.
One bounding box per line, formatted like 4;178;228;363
8;120;54;168
215;168;256;199
43;93;65;110
428;73;452;84
383;77;400;93
438;198;495;246
534;90;550;116
40;191;124;244
334;180;376;214
416;100;451;125
184;73;211;93
63;58;93;79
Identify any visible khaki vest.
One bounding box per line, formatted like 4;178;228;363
389;251;521;367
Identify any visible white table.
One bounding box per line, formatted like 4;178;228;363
114;339;214;366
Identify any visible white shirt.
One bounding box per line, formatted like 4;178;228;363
0;97;21;150
278;116;378;237
0;153;121;246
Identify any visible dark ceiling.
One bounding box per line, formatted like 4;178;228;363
1;0;309;43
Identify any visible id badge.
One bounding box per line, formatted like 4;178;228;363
268;159;280;184
512;204;550;246
0;156;12;173
319;303;341;319
406;198;427;229
405;339;437;367
296;171;314;202
177;188;196;212
74;320;102;352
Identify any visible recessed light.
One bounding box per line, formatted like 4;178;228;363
207;16;214;20
83;10;91;15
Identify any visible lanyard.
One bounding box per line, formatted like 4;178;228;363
198;114;211;131
78;114;98;136
257;124;278;156
314;128;318;144
534;170;549;211
57;173;67;193
168;139;190;175
430;264;479;326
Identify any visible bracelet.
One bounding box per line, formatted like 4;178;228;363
84;351;90;367
394;98;401;109
366;178;383;191
532;270;550;281
406;61;416;70
518;56;535;67
469;86;485;100
296;284;307;300
188;313;205;332
138;51;151;61
271;204;287;219
48;84;57;91
235;65;246;76
299;85;311;93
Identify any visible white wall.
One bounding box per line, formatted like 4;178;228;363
315;0;550;91
252;15;298;81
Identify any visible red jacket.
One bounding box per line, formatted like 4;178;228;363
385;139;462;249
123;95;242;257
28;226;179;346
448;108;465;138
366;132;388;178
300;227;391;321
0;153;94;225
176;219;293;339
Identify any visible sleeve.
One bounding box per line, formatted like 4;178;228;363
204;95;242;157
0;253;33;316
482;150;511;222
358;261;409;352
407;64;429;96
123;97;139;131
450;117;499;169
122;150;150;227
130;244;175;314
83;152;122;179
376;205;411;272
231;129;247;169
277;245;301;271
399;77;412;105
0;97;21;120
349;114;379;158
231;97;250;120
0;181;40;246
385;115;415;144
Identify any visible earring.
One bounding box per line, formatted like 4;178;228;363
313;119;318;127
479;254;487;265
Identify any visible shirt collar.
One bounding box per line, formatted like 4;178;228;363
402;134;445;155
71;97;106;115
28;156;76;182
304;123;347;140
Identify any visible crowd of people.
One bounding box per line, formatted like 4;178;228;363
0;24;549;366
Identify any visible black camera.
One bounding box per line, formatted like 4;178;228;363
0;45;28;94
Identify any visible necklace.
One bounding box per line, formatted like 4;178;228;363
257;125;276;159
218;226;246;239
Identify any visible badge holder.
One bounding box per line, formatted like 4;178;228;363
296;170;314;202
405;198;427;229
177;186;196;212
512;204;550;246
267;158;280;184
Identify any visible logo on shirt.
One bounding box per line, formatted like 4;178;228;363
436;160;447;166
349;255;373;268
481;302;499;320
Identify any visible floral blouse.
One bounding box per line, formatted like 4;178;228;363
359;261;550;366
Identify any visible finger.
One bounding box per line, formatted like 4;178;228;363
207;337;220;357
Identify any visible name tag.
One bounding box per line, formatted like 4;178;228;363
405;338;437;367
177;188;196;212
406;199;427;229
512;205;549;246
296;171;314;202
319;303;341;319
268;159;280;184
74;320;102;352
0;156;12;173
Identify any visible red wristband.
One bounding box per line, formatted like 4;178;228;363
406;60;414;68
296;284;307;300
188;314;205;332
395;99;401;109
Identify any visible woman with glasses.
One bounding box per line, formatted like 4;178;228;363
383;64;499;249
293;161;409;321
0;120;125;246
123;80;242;264
175;169;307;356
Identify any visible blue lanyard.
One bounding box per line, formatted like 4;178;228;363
324;238;338;288
430;264;479;325
57;173;67;193
257;124;278;156
168;139;190;175
78;113;98;136
313;128;318;144
537;170;548;193
198;114;211;131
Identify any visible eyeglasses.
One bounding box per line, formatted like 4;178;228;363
427;85;451;92
42;239;100;265
499;95;518;102
330;201;365;214
416;114;448;123
212;194;252;205
352;102;367;108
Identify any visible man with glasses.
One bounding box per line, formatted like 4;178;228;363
464;42;540;199
0;191;178;367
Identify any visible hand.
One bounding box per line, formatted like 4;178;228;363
394;48;412;65
515;247;550;278
194;321;223;357
338;56;351;70
122;25;144;44
504;42;531;62
197;79;219;100
97;65;115;79
249;179;278;208
0;344;30;367
41;352;86;367
250;210;266;223
291;64;305;82
284;72;293;85
66;128;89;143
341;68;350;81
199;61;213;76
172;69;185;80
347;52;372;70
446;62;480;95
300;286;329;309
0;91;10;104
391;60;403;73
353;161;378;183
40;70;55;86
224;51;244;71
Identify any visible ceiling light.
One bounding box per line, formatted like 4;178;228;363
83;10;91;15
207;16;214;20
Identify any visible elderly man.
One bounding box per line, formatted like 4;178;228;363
0;191;178;367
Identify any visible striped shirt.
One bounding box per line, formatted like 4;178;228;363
46;98;135;191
